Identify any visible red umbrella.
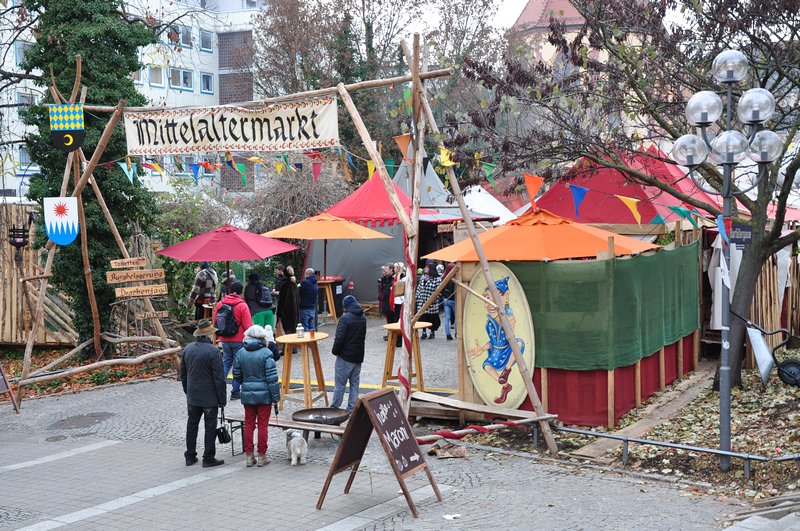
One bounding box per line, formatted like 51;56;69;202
157;225;299;288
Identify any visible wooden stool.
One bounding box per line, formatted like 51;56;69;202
317;277;342;326
276;332;330;409
381;321;430;392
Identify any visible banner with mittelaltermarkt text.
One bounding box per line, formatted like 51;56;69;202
123;97;339;156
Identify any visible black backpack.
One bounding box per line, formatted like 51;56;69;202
215;301;241;337
256;282;273;308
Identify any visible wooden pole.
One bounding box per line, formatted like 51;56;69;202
336;85;415;237
400;39;558;454
80;68;453;113
74;155;103;359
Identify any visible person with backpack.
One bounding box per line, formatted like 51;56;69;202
213;281;253;400
244;273;275;330
233;325;280;467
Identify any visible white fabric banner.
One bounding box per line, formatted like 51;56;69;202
123;98;339;156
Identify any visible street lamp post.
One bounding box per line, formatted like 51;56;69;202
671;50;782;472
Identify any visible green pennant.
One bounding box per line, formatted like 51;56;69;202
385;158;395;178
282;153;290;169
403;88;412;115
482;162;497;190
237;163;246;186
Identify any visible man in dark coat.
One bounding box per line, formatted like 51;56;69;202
331;295;367;412
180;319;227;467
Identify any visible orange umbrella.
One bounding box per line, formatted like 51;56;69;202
424;208;659;262
263;213;392;276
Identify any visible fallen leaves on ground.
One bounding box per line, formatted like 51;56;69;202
0;348;176;401
464;367;800;500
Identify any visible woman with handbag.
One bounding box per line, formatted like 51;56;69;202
233;325;281;467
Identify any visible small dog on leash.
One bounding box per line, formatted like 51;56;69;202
286;429;307;466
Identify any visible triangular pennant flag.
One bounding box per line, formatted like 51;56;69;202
523;174;544;205
346;152;355;169
282;153;291;171
423;157;430;174
393;134;411;161
237;163;246;186
118;162;136;184
403;88;413;115
385;158;395;178
312;162;322;183
481;162;497;189
294;162;303;171
247;156;264;164
199;161;216;172
650;213;667;224
225;160;237;173
668;205;700;229
615;195;642;225
126;156;132;172
141;162;164;178
190;163;200;185
276;162;284;174
716;214;729;245
567;184;589;218
440;148;457;167
367;161;375;179
304;150;323;160
102;162;115;169
174;158;184;174
224;150;234;162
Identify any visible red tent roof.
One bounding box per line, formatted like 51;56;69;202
537;149;720;224
326;177;495;226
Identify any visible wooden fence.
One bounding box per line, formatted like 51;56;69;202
0;203;77;346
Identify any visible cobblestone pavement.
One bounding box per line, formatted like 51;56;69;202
0;317;741;529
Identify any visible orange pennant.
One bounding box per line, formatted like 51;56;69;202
523;174;544;205
393;134;412;161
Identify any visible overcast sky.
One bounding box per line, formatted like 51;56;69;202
492;0;528;30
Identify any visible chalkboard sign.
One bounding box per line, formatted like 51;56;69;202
0;363;19;414
316;388;441;518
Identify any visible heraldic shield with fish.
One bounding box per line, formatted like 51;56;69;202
464;263;535;409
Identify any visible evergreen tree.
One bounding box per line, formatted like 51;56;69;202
22;0;159;345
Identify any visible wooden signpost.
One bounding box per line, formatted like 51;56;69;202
106;269;164;284
110;257;147;269
317;388;442;517
114;284;169;298
0;363;19;414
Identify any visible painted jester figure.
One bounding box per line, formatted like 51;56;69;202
467;277;524;404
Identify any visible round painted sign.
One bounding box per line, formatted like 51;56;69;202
463;263;535;409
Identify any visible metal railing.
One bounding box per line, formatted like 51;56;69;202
531;425;782;479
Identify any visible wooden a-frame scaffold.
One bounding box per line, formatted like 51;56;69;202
13;38;559;455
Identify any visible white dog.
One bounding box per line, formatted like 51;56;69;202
286;429;308;466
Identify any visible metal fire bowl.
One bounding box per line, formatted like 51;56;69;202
292;407;349;426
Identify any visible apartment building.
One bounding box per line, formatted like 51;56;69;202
0;0;264;199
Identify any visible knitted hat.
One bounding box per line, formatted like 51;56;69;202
342;295;358;310
244;325;267;340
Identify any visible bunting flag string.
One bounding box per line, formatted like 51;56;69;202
615;195;642;225
523;174;544;205
567;184;589;218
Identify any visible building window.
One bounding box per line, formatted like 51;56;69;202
167;25;192;47
15;41;32;65
19;144;32;165
149;65;164;87
200;29;213;52
17;92;37;108
200;72;213;94
131;69;143;85
169;68;193;91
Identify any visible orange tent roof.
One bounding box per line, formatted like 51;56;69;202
424;208;660;262
263;213;392;240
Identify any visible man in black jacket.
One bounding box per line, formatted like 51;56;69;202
331;295;367;412
180;319;227;467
